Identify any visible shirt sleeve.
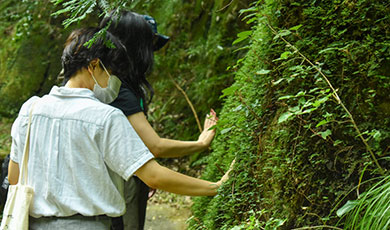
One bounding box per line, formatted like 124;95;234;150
10;122;20;163
110;86;143;116
10;96;39;164
101;110;154;181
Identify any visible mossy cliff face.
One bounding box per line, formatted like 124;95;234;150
189;0;390;229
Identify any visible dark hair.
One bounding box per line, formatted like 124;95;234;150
100;11;155;112
61;27;130;83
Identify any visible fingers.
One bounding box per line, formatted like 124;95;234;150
206;109;218;123
220;158;236;184
204;111;216;129
210;109;219;121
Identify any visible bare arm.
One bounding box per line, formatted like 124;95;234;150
8;160;19;185
135;159;220;196
8;155;234;196
127;110;217;158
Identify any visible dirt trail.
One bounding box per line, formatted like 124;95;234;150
144;192;192;230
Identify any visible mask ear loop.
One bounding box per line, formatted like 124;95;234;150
99;60;111;78
88;61;100;86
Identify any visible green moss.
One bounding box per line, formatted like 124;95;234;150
189;0;390;229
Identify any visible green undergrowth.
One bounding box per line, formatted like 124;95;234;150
189;0;390;229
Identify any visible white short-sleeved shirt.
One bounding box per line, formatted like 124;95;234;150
10;86;154;218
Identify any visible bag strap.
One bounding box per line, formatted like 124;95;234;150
18;100;37;186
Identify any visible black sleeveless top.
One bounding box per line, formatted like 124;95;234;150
110;86;144;116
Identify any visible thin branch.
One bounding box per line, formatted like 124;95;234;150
215;163;225;175
265;22;384;175
216;0;235;12
169;75;203;133
292;225;343;230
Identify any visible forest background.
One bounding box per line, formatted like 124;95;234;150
1;0;390;229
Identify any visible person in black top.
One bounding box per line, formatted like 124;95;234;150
109;87;150;230
100;11;219;230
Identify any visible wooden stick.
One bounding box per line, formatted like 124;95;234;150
169;75;203;133
216;0;235;12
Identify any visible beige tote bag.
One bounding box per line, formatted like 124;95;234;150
0;103;35;230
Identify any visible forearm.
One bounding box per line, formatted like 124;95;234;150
135;159;218;196
127;112;207;158
156;138;206;158
8;160;19;185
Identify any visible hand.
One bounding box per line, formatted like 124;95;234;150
198;109;218;148
148;188;156;199
216;158;236;187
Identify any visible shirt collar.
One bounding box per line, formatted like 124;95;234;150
49;86;99;101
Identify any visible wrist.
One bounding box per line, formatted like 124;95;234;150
210;182;220;196
196;139;208;150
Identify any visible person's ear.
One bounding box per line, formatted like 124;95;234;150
90;58;100;69
87;59;100;74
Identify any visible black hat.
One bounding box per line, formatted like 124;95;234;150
143;15;170;51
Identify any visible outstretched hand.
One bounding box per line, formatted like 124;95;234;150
216;158;236;187
198;109;218;148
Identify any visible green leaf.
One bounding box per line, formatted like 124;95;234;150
337;200;359;217
272;78;284;85
289;24;303;31
301;108;317;114
239;6;257;15
278;112;293;123
280;51;292;59
318;129;332;139
231;225;246;230
256;69;271;75
313;96;329;107
246;17;257;24
296;91;305;97
333;140;343;146
221;127;232;135
220;85;239;98
279;30;292;37
242;13;257;21
233;30;252;45
316;120;329;127
372;130;382;141
289;106;300;113
278;95;294;100
319;47;339;54
274;30;292;40
233;105;243;112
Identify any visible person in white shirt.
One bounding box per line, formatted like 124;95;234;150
8;27;229;229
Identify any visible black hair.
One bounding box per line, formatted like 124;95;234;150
100;11;155;112
61;27;130;84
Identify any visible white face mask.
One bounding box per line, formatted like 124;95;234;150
90;61;121;104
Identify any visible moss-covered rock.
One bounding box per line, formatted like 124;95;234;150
189;0;390;229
